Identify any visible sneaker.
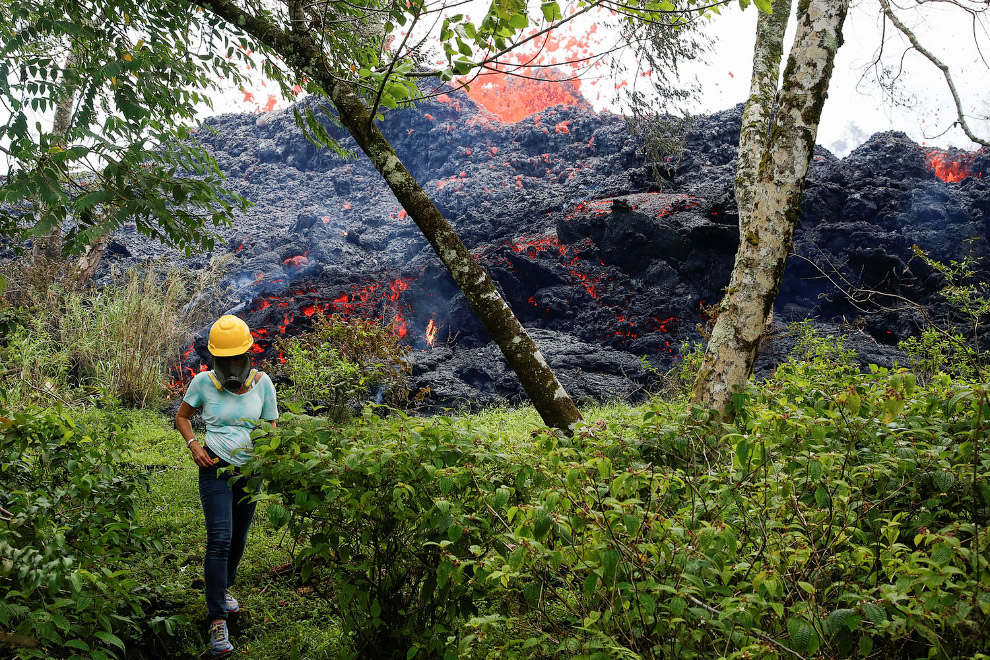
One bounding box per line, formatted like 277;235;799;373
209;619;234;656
223;590;240;614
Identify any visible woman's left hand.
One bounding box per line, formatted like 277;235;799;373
189;440;216;468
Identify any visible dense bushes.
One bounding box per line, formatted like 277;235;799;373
243;412;509;659
0;260;226;409
247;333;990;660
268;314;422;420
0;406;180;659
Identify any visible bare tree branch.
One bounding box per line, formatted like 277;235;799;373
879;0;990;147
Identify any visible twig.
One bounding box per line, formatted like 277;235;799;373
19;375;74;406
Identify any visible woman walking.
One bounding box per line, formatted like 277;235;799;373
175;315;279;656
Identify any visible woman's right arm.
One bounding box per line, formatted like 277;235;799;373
176;401;215;468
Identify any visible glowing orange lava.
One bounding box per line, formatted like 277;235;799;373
463;69;589;123
392;313;408;339
284;255;309;267
924;148;980;182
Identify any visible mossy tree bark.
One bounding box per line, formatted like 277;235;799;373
189;0;582;434
692;0;850;412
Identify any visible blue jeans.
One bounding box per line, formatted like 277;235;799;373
198;447;257;621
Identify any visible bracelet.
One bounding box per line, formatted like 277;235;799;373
186;438;197;447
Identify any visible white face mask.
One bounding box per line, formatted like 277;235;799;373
213;354;252;392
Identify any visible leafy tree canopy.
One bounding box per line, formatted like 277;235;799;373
0;0;712;256
0;0;257;255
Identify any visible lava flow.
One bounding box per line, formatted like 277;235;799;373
463;69;589;123
924;148;981;183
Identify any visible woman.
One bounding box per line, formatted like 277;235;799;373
176;315;278;656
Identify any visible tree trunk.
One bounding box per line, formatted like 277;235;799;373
692;0;850;412
190;0;582;434
72;236;107;290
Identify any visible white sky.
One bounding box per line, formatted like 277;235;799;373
677;0;990;156
213;0;990;157
2;0;985;175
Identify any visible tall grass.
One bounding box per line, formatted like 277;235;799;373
58;265;190;407
0;259;223;408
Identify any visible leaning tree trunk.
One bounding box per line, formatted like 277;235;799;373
191;0;583;434
692;0;850;412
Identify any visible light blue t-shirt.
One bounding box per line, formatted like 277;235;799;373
183;371;279;466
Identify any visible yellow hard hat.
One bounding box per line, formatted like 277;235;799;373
208;315;253;356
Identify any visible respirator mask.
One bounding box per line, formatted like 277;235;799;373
213;354;253;392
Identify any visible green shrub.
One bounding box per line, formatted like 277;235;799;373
269;314;419;421
244;412;512;660
58;265;190;408
898;245;990;384
247;349;990;659
0;318;72;407
0;405;182;659
900;327;978;384
477;366;990;659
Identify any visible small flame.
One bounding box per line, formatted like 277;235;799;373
284;255;309;267
425;318;438;346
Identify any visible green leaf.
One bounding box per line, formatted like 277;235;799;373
787;618;813;652
94;631;125;650
533;510;552;539
861;602;887;626
509;545;526;571
407;646;419;659
582;573;598;600
754;0;773;12
933;470;955;493
540;1;562;21
808;459;823;482
944;388;973;415
448;523;463;543
370;600;381;618
601;550;619;583
734;436;751;468
507;13;528;29
826;608;854;637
